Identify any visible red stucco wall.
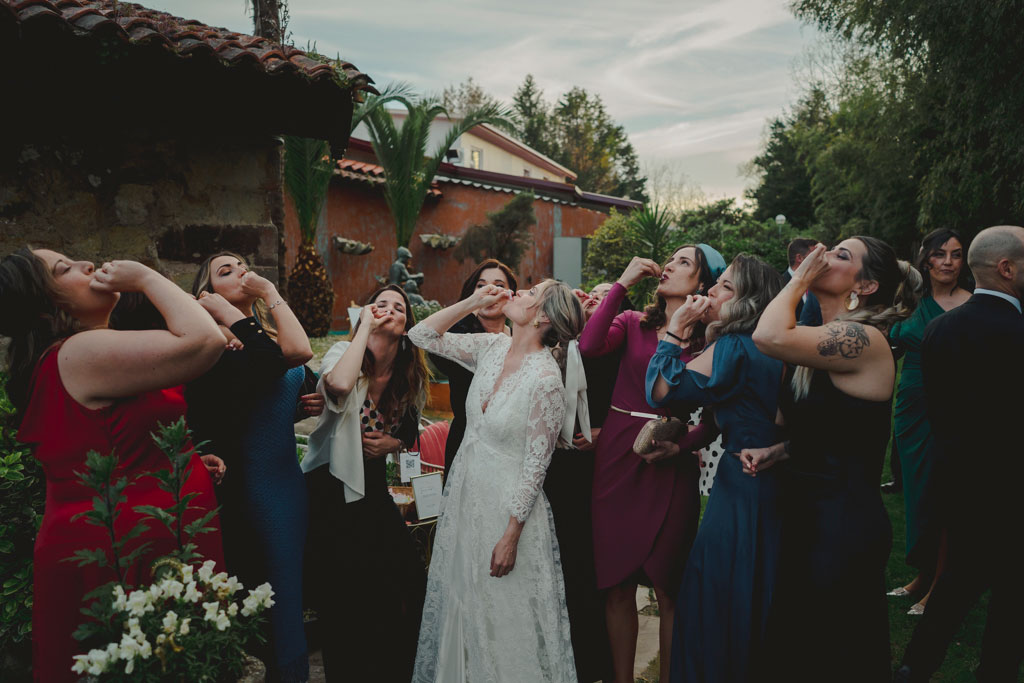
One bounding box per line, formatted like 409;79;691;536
284;178;610;331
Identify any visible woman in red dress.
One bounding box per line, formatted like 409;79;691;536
0;248;228;683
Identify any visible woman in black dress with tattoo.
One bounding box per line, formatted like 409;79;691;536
750;238;919;682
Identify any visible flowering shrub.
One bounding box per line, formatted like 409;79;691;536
71;560;274;680
66;418;272;680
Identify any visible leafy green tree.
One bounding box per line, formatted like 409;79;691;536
362;96;515;249
746;89;829;230
582;209;644;293
791;0;1024;239
453;192;536;271
511;77;648;201
677;199;811;271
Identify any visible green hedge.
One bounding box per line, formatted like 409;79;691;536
0;373;44;679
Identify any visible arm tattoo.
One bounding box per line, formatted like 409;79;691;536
817;321;870;359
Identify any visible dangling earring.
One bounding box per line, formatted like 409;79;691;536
532;319;540;328
401;336;407;351
846;291;859;311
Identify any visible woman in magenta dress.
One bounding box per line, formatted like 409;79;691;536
0;248;227;683
579;245;724;683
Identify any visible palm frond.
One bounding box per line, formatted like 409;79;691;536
352;81;415;133
283;135;333;244
362;94;516;247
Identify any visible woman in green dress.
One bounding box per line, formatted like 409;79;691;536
888;229;971;615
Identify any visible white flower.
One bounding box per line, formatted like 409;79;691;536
125;589;153;617
162;610;178;634
214;610;230;631
125;658;135;674
178;617;191;636
71;655;90;674
210;571;229;590
138;637;152;659
125;617;143;640
222;576;242;595
161;578;185;600
111;585;128;612
202;601;220;621
227;602;239;617
148;582;164;601
183;581;203;603
119;633;140;660
249;582;276;609
180;564;194;584
197;560;217;584
240;594;259;618
156;634;167;645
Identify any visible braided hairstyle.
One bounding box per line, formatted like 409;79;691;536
0;248;80;413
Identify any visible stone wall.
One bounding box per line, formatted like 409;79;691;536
0;133;284;290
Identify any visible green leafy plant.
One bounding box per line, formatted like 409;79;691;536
66;420;272;680
0;373;45;679
453;192;536;271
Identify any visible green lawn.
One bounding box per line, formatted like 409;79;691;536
882;447;987;681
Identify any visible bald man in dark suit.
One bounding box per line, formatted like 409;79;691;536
896;226;1024;683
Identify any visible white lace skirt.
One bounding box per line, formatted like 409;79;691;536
412;441;578;683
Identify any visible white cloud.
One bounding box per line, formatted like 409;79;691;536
140;0;817;199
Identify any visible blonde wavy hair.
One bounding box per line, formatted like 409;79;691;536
705;254;784;343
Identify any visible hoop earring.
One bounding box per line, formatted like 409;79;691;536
846;291;859;311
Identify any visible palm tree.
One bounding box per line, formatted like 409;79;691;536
284;84;413;336
628;204;679;304
360;96;515;248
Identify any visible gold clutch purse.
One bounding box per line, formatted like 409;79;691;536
632;416;685;455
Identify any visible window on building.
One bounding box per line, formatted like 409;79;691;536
470;147;483;169
523;169;531;177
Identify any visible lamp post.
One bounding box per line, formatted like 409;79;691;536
775;214;786;237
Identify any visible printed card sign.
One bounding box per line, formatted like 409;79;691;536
410;472;443;520
400;451;421;483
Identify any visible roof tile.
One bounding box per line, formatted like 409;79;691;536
3;0;373;90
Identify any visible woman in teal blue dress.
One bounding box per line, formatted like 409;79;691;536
646;254;785;683
888;229;971;614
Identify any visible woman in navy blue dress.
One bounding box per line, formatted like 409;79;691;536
187;252;317;683
646;254;785;683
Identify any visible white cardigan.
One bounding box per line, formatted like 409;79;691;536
301;341;369;503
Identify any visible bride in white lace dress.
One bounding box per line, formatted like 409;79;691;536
408;279;585;683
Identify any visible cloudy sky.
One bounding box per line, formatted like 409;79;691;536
144;1;820;201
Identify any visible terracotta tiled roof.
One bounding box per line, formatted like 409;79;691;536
335;158;442;198
0;0;373;91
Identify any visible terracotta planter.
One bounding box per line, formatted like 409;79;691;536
427;381;451;412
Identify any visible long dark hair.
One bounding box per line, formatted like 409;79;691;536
191;251;275;337
916;228;971;297
352;285;429;423
458;259;519;302
640;244;714;332
0;248;80;413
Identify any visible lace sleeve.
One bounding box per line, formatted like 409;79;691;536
508;370;566;523
408;322;495;373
